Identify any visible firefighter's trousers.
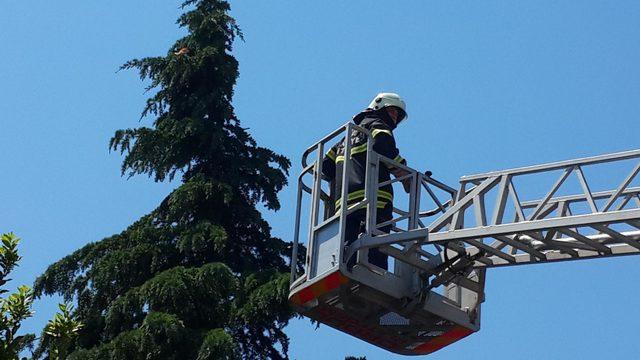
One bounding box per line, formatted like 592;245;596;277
344;203;393;270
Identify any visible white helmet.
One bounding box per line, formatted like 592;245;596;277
367;92;407;121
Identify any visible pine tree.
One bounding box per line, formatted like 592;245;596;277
34;1;297;358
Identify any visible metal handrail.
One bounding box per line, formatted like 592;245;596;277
301;122;373;168
460;148;640;182
377;155;457;230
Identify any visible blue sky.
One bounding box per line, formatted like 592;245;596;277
2;1;640;359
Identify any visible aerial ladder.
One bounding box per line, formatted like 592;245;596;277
288;122;640;355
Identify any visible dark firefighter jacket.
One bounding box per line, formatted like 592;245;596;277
322;110;407;212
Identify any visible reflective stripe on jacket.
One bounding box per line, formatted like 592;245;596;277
322;110;406;212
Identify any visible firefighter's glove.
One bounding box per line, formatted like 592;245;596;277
392;168;412;193
401;178;412;193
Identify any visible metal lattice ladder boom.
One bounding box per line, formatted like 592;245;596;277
350;149;640;282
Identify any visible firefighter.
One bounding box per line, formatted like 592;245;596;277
322;92;411;271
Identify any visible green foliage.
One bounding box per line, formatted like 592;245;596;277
34;1;297;358
41;303;83;360
0;233;22;288
197;328;238;360
0;233;35;360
